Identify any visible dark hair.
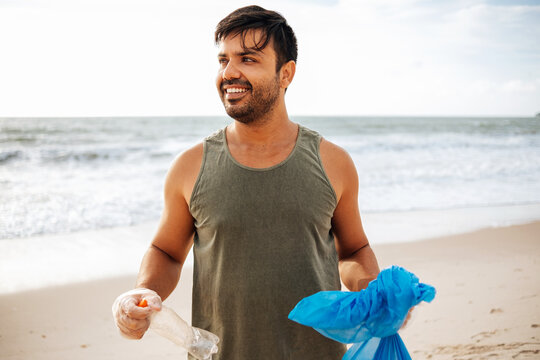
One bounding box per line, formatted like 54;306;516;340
215;5;298;72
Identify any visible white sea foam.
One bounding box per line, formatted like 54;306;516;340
1;116;540;293
2;116;539;239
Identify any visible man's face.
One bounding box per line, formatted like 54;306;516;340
216;30;282;124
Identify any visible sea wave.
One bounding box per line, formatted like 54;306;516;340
0;150;24;164
38;147;132;163
1;116;539;239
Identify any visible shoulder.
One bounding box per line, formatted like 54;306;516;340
319;137;351;162
319;138;358;202
169;142;204;177
165;142;204;201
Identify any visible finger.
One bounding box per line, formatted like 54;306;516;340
145;294;162;311
120;312;150;331
401;308;414;329
116;312;150;337
402;314;411;328
123;298;153;320
117;320;149;340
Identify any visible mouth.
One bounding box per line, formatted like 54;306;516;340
224;87;250;101
222;82;251;101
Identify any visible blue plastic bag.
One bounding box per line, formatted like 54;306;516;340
342;335;411;360
288;266;435;359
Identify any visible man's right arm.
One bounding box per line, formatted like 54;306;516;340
112;143;204;339
136;142;204;299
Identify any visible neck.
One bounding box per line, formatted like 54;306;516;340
229;102;295;146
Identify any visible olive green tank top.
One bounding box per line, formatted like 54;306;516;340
189;125;346;360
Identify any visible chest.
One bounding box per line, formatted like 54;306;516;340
227;142;297;169
190;160;336;234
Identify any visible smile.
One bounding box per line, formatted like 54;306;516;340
226;88;249;93
224;87;251;101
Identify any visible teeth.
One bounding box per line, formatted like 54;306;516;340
226;88;248;93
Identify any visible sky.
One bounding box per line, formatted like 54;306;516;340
0;0;539;117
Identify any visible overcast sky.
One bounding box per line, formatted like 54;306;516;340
0;0;539;117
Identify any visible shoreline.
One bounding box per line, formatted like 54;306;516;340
1;221;539;359
2;202;540;295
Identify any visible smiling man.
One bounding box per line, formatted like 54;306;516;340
216;24;287;125
113;5;380;360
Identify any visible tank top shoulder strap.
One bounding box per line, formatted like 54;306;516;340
297;125;323;154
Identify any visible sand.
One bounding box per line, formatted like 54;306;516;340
376;222;540;359
1;222;539;360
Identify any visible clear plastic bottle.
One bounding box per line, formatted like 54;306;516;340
149;305;219;360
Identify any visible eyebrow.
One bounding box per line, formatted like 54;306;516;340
218;49;261;58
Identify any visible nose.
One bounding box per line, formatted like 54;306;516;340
222;61;240;80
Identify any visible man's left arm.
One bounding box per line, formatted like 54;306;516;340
320;139;380;291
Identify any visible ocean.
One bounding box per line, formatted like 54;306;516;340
1;116;540;240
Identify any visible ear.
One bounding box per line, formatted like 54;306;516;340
279;60;296;89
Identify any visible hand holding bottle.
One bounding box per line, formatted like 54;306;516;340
137;298;219;360
112;288;162;339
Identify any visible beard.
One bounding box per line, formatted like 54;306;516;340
220;75;281;124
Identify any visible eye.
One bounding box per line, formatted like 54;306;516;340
218;58;228;65
243;57;256;63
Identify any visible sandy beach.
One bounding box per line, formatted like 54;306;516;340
1;221;539;360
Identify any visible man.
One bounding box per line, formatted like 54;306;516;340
113;5;380;359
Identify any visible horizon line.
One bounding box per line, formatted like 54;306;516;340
1;114;538;119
